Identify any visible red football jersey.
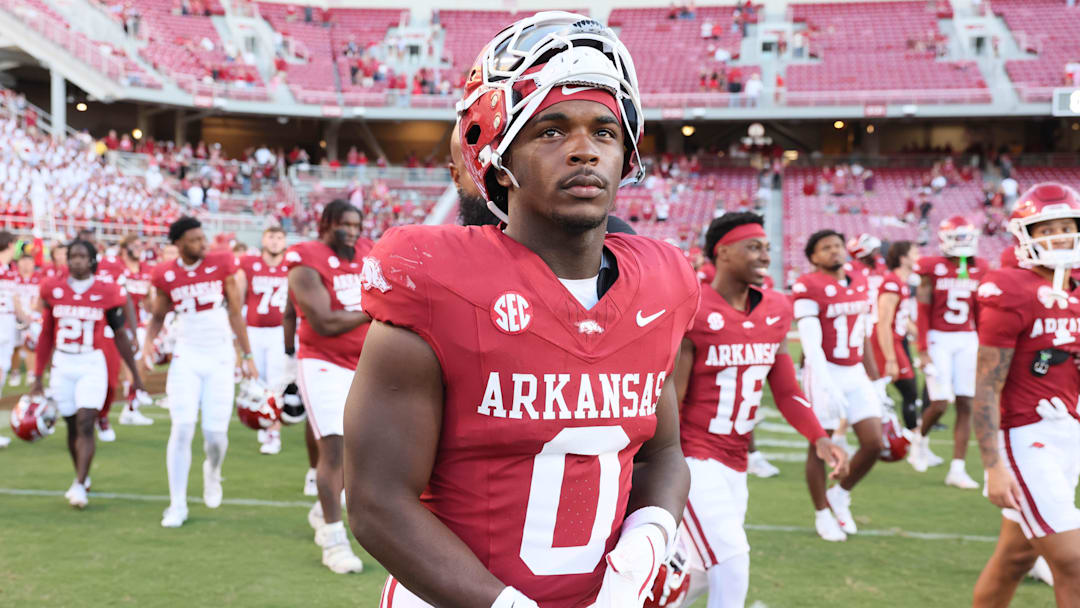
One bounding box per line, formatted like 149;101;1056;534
238;254;288;327
285;239;373;369
792;270;871;366
913;255;987;332
13;270;41;312
122;262;153;324
681;286;792;471
360;224;700;607
151;251;237;348
845;257;887;322
977;268;1080;429
96;256;127;285
876;271;911;338
39;277;126;354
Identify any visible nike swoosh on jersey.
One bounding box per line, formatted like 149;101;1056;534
205;266;217;274
636;309;666;327
766;316;781;325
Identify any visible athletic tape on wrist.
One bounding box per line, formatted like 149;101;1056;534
491;586;537;608
622;506;678;560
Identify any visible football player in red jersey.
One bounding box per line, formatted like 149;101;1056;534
10;244;40;388
30;239;148;508
115;234;155;427
346;13;695;607
143;217;257;528
283;200;371;574
971;184;1080;607
236;226;289;455
673;212;848;608
872;241;921;431
43;243;67;279
909;215;987;488
793;229;883;542
0;231;29;396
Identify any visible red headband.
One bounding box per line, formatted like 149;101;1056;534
713;223;766;257
514;65;623;125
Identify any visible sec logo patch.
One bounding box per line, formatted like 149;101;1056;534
491;292;531;334
707;312;725;331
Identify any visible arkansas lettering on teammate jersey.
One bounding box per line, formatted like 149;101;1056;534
238;254;288;327
284;239;373;369
792;270;871;366
977;268;1080;429
39;277;126;353
681;286;792;471
913;255;987;332
151;251;236;347
360;224;700;607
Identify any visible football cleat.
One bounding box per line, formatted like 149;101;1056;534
10;394;58;442
236;378;281;431
303;468;318;496
746;451;780;478
7;372;21;387
923;436;944;467
97;417;116;442
279;383;307;425
0;435;10;448
119;405;154;426
826;486;857;534
67;482;88;509
316;524;364;574
203;460;223;509
259;431;281;455
308;500;325;531
945;468;980;490
814;510;847;542
161;505;188;528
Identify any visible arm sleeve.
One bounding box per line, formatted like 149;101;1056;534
797;315;833;378
34;304;54;378
768;352;827;443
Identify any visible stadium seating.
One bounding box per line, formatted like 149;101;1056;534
781;166;1010;279
994;0;1080;102
785;1;990;105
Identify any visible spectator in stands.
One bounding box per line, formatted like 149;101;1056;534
999;174;1019;210
744;72;763;106
104;129;120;150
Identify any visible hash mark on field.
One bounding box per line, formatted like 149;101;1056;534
0;487;998;543
0;488;312;508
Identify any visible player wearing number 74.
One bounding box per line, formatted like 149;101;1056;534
344;12;697;608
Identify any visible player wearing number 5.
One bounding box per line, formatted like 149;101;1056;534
793;230;883;542
673;213;849;607
345;12;696;608
283;200;372;574
143;217;258;528
32;239;149;509
235;226;289;455
909;217;987;488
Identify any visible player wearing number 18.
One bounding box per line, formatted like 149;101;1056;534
346;12;696;608
672;213;849;608
143;217;258;528
236;226;289;455
31;239;149;509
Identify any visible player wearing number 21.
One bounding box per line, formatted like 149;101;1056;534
143;217;258;528
673;213;849;607
792;229;884;543
345;12;698;608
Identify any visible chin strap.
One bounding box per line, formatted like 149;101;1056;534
1052;264;1068;295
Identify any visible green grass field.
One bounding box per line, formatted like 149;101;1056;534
0;390;1067;607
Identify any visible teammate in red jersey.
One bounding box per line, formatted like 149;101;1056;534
909;216;987;488
283;200;371;574
845;233;886;322
0;231;28;448
30;239;147;508
793;229;884;542
347;13;693;607
971;184;1080;607
143;217;257;528
115;234;155;427
10;245;40;388
42;243;67;279
872;241;921;430
236;226;289;455
672;212;847;608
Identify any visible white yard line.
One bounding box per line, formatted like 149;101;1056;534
0;487;997;543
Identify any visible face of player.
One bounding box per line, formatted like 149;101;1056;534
262;230;286;256
162;244;179;263
67;244;93;280
811;234;846;273
1030;218;1079;251
177;228;207;262
720;236;770;286
499;99;624;234
52;246;67;267
330;210;361;251
124;240;144;262
16;256;34;275
900;246;920;272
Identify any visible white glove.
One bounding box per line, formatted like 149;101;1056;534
873;377;894;408
590;523;665;608
490;586;539;608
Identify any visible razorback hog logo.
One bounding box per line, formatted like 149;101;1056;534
491;292;531;335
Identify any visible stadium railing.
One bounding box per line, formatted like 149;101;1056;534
289;165;451;186
779;88;992;106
